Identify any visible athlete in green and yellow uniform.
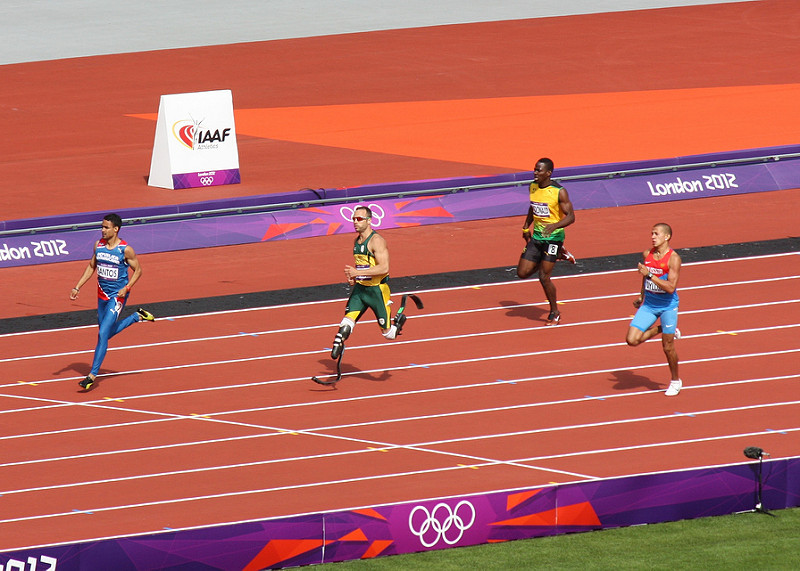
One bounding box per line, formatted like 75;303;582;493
330;205;404;359
517;157;576;326
529;179;567;242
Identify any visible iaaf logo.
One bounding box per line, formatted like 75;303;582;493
172;116;232;150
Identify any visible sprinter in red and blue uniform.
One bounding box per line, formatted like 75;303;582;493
69;213;155;390
626;223;683;397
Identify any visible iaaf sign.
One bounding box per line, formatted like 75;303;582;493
148;89;241;190
173;121;232;150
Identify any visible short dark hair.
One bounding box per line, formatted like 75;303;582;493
354;205;372;219
103;213;123;230
655;222;673;238
536;157;554;172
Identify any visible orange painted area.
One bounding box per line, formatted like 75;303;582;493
243;539;332;571
362;540;394;559
506;489;541;511
128;83;800;170
4;1;800;220
492;501;601;527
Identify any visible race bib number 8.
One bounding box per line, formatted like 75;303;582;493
547;243;559;256
97;264;119;281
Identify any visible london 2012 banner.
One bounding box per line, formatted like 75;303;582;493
147;89;241;189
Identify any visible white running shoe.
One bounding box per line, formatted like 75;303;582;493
674;328;682;340
665;379;682;396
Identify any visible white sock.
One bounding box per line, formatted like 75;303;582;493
383;325;397;340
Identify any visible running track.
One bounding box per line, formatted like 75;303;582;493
2;0;800;555
1;252;799;551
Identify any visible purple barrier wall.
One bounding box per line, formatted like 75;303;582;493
567;157;798;209
2;457;798;570
2;146;799;269
0;188;526;268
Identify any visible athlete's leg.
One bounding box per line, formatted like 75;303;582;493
517;257;540;279
517;237;543;280
537;258;561;325
658;306;680;381
528;241;561;324
368;282;400;339
627;324;661;345
662;334;679;379
627;305;659;346
89;298;125;378
107;308;139;339
662;331;681;395
332;288;365;359
331;316;355;359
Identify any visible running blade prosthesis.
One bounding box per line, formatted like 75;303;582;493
312;294;423;386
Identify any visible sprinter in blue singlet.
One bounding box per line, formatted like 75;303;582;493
69;213;155;391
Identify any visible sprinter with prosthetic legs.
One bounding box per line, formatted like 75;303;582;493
314;206;420;386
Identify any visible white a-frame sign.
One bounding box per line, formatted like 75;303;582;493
148;89;240;189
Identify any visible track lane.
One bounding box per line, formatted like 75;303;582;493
0;255;797;551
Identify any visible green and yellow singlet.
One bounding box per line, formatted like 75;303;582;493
353;231;387;286
529;181;566;241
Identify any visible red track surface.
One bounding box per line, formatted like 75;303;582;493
1;253;799;551
2;0;800;555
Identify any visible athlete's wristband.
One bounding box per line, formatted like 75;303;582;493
522;228;531;234
646;272;653;280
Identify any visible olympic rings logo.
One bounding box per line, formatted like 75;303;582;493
408;500;476;548
340;204;386;227
199;176;215;186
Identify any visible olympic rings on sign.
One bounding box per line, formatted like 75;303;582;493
339;204;386;227
408;500;476;548
199;176;215;186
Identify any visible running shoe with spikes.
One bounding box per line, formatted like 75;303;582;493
560;247;577;264
137;308;155;322
545;311;561;326
79;376;95;390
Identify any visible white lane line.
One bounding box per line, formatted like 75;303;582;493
1;257;797;339
516;427;800;463
409;400;800;448
1;423;797;527
2;300;799;388
0;459;571;526
1;323;799;421
3;278;799;363
3;371;798;470
2;398;798;498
